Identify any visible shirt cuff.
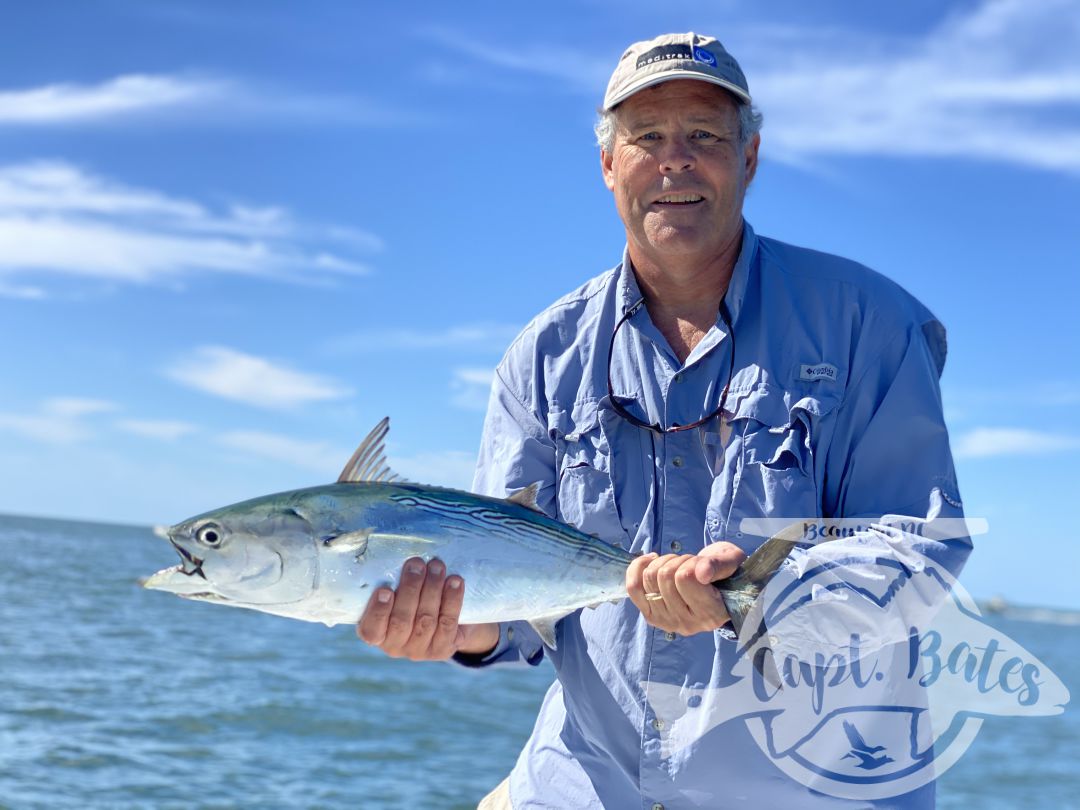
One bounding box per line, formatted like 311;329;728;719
450;621;544;669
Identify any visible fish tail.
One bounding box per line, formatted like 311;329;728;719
718;533;800;637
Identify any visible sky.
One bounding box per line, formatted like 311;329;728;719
1;0;1078;609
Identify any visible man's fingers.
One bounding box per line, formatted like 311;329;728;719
399;559;448;658
356;587;394;646
382;557;426;652
428;575;465;659
656;555;693;617
626;553;657;611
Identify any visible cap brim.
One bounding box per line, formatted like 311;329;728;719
604;71;751;110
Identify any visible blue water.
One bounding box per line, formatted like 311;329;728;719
1;514;1077;808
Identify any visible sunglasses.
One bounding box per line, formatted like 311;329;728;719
606;297;736;434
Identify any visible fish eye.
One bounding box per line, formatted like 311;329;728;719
196;523;224;546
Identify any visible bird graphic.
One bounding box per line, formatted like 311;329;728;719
841;720;894;770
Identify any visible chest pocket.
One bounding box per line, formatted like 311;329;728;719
706;385;838;552
549;400;628;547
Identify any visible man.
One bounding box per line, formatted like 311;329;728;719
358;32;969;808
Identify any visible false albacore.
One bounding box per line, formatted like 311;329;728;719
143;418;795;648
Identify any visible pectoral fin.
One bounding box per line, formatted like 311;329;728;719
529;612;569;649
322;528;373;555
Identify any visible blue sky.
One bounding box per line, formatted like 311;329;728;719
1;0;1078;609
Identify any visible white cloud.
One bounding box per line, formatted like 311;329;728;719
420;27;610;92
0;161;377;289
114;418;199;441
391;450;478;490
430;0;1080;174
0;397;117;443
450;366;494;411
745;0;1080;172
166;346;352;410
953;427;1080;459
0;74;228;124
217;430;345;474
0;73;415;128
327;323;521;354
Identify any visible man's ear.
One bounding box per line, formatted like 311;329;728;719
743;133;761;186
601;149;616;191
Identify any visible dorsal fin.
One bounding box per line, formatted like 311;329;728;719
337;417;402;484
506;482;542;512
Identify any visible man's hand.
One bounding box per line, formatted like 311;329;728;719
357;557;500;661
626;542;747;636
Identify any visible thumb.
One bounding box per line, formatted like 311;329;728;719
694;542;746;584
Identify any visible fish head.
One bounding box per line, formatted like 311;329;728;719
143;500;320;607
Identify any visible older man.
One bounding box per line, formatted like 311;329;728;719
359;32;969;809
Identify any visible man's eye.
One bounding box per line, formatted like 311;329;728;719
692;130;718;140
639;132;661;141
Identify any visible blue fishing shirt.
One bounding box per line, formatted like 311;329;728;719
461;222;971;809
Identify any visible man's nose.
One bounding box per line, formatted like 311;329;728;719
658;139;695;173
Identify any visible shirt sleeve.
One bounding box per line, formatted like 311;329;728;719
822;316;970;576
449;364;552;669
762;317;974;663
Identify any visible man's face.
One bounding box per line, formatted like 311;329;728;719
601;81;759;269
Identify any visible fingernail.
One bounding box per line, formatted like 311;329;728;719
377;590;392;603
448;578;462;590
430;561;444;576
407;562;424;575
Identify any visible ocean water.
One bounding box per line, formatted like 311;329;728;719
1;514;1077;809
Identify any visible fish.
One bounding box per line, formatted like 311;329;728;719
143;417;796;648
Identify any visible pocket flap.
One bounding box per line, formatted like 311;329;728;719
548;399;602;442
729;384;840;427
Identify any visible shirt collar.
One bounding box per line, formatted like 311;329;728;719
615;219;758;325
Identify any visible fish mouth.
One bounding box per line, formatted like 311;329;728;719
170;539;207;580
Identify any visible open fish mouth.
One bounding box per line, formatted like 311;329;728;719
170;540;207;580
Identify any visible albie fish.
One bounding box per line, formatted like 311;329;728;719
143;418;795;647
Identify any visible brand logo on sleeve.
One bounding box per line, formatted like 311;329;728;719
800;363;838;382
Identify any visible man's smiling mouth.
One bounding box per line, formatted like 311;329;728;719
655;194;704;205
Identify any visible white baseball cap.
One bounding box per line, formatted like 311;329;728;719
602;32;751;111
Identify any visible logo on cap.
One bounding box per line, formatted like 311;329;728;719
692;46;717;67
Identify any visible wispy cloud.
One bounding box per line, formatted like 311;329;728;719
745;0;1080;172
114;418;199;441
953;427;1080;459
0;397;117;443
217;430;344;474
165;345;352;410
450;366;494;411
427;0;1080;174
0;74;228;124
0;73;416;128
419;27;610;92
0;161;378;290
325;323;521;354
392;450;478;490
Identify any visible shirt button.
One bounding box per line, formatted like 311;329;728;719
664;631;676;641
506;627;514;641
673;373;683;383
653;803;665;810
652;718;665;731
672;456;684;467
670;540;682;552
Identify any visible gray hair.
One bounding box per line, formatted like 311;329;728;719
594;97;763;153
